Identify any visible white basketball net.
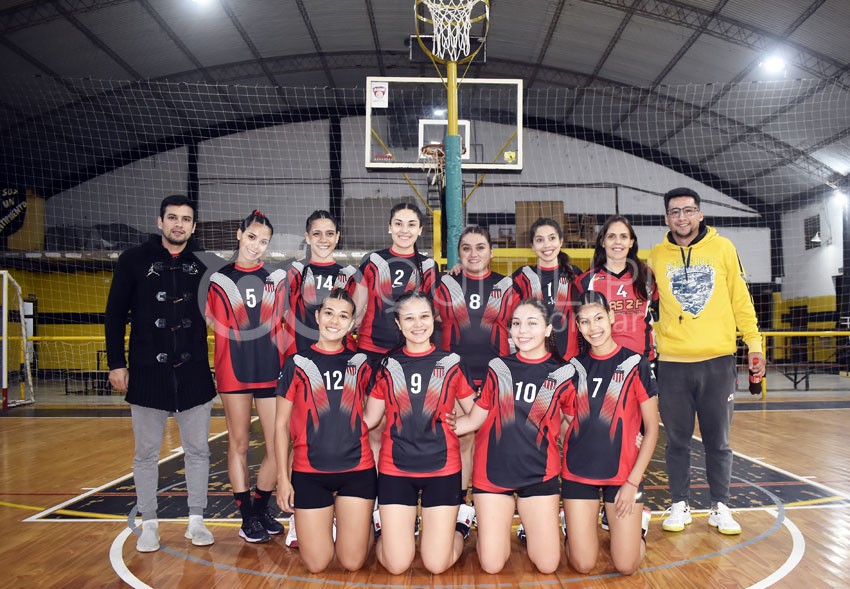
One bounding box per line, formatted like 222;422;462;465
420;145;446;187
422;0;480;62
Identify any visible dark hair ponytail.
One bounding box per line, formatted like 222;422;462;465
320;287;355;314
529;217;574;281
389;202;426;287
240;209;274;235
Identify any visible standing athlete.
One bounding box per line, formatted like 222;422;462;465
285;210;359;356
206;210;287;543
507;217;579;361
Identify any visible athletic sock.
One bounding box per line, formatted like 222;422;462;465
253;487;273;512
234;491;253;524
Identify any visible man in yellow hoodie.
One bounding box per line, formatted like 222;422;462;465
649;187;765;536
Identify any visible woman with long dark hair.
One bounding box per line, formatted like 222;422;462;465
451;298;573;575
206;210;287;543
576;215;657;360
285;210;359;357
275;288;376;572
508;217;579;361
561;290;659;575
362;291;475;575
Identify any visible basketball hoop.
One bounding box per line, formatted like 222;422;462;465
415;0;489;64
420;144;446;187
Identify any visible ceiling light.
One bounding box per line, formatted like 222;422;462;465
811;231;822;244
760;55;785;74
432;109;446;116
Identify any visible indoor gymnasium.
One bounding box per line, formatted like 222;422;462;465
1;0;849;587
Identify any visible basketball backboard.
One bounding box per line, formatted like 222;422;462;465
365;76;522;172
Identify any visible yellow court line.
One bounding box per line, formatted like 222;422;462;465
782;496;848;508
0;501;126;519
1;501;251;527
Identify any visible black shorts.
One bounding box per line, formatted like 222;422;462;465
472;476;560;498
561;479;645;504
378;472;462;508
291;468;377;509
220;386;276;399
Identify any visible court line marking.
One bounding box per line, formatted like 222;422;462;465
109;469;795;588
692;434;850;501
747;509;805;589
23;428;230;522
109;527;154;589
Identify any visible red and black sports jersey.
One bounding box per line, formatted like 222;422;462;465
277;346;375;474
206;262;288;392
560;346;658;486
508;265;579;360
472;354;574;492
369;346;473;477
576;266;658;359
357;248;438;354
285;260;359;356
434;271;513;385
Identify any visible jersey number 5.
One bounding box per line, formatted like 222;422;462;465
245;288;256;308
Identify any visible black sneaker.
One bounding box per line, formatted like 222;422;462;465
257;507;284;535
239;516;271;543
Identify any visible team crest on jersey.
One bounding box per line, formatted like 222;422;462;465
613;368;625;383
433;366;445;379
346;364;357;377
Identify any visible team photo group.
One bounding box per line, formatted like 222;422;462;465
104;186;765;576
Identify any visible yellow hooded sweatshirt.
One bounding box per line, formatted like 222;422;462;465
649;225;762;362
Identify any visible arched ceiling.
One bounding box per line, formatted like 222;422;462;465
1;0;849;210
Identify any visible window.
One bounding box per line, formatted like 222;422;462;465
804;215;821;250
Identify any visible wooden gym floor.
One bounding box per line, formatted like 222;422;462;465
2;393;849;588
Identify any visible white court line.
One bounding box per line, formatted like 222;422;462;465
109;527;153;589
24;428;231;522
748;509;805;589
692;434;850;501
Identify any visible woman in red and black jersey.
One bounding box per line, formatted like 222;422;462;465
507;217;580;360
452;298;572;575
561;290;659;576
355;203;438;356
575;215;657;360
433;226;513;519
274;289;376;573
285;210;359;357
205;210;287;543
362;292;475;575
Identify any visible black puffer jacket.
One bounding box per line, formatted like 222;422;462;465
105;234;215;412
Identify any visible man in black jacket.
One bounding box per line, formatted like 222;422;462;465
106;194;217;553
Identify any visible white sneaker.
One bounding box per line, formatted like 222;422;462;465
372;509;382;538
641;508;651;539
709;502;742;535
456;504;475;539
136;520;160;553
285;514;298;548
184;515;214;546
516;522;526;543
662;501;692;532
559;508;567;537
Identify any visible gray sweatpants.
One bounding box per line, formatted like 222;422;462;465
130;401;213;521
657;356;736;506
